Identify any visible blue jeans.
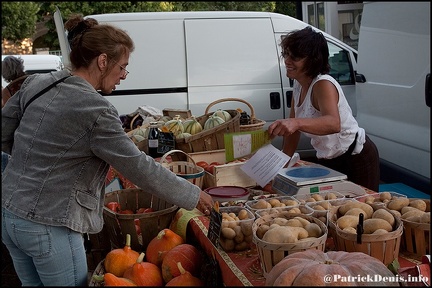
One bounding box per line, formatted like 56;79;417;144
2;208;88;286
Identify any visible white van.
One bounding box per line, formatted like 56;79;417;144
54;9;359;158
1;54;64;88
355;2;430;192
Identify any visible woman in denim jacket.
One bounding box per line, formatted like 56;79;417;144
1;14;213;286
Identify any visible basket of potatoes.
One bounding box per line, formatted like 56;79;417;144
252;213;327;277
390;198;430;258
218;206;255;252
328;200;403;266
354;191;407;210
245;196;300;214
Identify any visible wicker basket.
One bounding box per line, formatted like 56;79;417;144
174;109;240;153
103;189;178;252
88;260;105;287
252;213;327;277
205;98;266;132
328;205;403;266
401;199;430;258
160;150;205;189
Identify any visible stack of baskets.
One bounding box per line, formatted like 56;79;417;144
103;189;179;252
160;150;205;189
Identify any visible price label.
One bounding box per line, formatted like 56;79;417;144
157;132;175;154
207;208;222;248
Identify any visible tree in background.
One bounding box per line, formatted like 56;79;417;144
2;1;298;52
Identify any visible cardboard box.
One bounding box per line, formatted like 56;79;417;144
188;149;256;188
162;109;192;120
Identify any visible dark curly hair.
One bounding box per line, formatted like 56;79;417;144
280;26;330;78
64;14;134;71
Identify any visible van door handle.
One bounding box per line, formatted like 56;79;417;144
270;92;281;109
286;91;293;108
426;73;431;107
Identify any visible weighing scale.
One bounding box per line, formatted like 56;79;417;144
272;163;366;197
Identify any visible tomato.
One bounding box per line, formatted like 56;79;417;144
106;201;121;213
209;161;222;166
137;207;155;213
205;164;216;174
196;161;209;168
119;209;134;214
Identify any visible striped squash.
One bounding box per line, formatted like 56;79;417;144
163;116;184;136
183;117;203;135
204;115;225;130
212;109;232;122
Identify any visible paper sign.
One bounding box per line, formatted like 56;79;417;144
224;130;271;162
240;144;291;187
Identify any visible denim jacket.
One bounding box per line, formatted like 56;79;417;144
2;70;200;234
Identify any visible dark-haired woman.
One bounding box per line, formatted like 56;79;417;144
2;14;213;286
268;26;380;191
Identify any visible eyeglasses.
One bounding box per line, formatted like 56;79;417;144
114;61;129;77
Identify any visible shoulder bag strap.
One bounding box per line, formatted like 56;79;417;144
23;75;71;113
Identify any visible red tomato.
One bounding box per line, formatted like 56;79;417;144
209;161;222;166
119;209;134;214
196;161;209;168
106;201;121;213
205;164;215;174
137;207;155;213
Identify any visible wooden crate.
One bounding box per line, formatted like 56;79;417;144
162;108;192;120
188;149;256;188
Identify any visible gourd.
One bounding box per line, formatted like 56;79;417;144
123;252;164;286
175;132;192;139
145;228;185;267
163;116;184;136
165;262;204;286
104;234;140;277
160;115;172;123
203;115;225;130
265;250;400;286
92;272;137;286
182;116;203;135
161;243;203;283
212;109;232;122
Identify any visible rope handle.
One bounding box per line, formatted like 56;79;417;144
205;97;256;120
160;149;197;167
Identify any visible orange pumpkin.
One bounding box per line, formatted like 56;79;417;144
265;250;400;286
165;262;204;286
99;272;137;286
104;234;140;277
161;243;203;283
123;252;164;286
145;228;184;267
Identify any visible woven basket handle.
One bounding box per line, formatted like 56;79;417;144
160;149;197;166
130;113;141;130
205;97;256;120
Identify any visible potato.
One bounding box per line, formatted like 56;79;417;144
285;218;303;227
282;199;299;206
337;215;359;229
311;194;324;201
405;215;422;222
263;226;291;243
343;227;357;234
252;199;272;209
345;207;369;219
240;221;253;236
372;229;389;235
268;199;282;207
390;210;401;218
234;241;250;251
304;222;322;237
238;209;249;220
387;198;410;211
363;218;392;234
409;199;427;212
379;192;392;201
420;212;430;223
293;216;311;227
233;226;245;243
256;224;270;239
401;209;425;219
312;204;326;211
272;217;289;226
221;227;236;239
305;197;316;202
401;206;418;215
339;202;373;218
325;192;338;200
372;208;395;226
287;207;301;214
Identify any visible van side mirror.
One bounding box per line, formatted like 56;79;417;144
355;72;366;83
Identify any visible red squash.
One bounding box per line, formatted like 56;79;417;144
145;228;184;267
161;243;203;283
